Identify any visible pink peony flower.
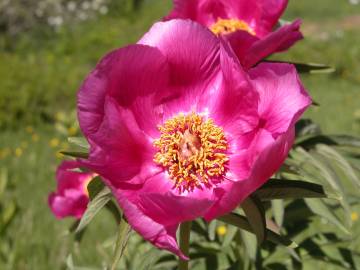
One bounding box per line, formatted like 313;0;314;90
48;161;95;219
77;20;311;258
164;0;303;69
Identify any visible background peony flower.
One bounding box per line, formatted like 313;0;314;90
48;160;95;219
77;20;311;258
164;0;303;69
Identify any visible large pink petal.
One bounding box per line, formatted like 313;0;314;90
252;0;288;35
56;161;92;194
139;19;219;92
78;152;160;188
224;30;258;65
139;19;223;120
249;63;312;137
164;0;228;27
48;191;88;219
78;44;169;139
242;20;303;68
219;0;261;28
113;189;186;259
88;97;152;152
226;129;275;181
205;127;295;220
164;0;199;21
136;173;215;226
78;98;159;186
208;40;259;145
99;175;184;258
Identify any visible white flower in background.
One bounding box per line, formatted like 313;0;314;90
35;8;44;17
99;6;108;15
2;0;111;34
349;0;359;4
78;11;88;21
67;1;76;12
81;1;90;10
47;16;63;27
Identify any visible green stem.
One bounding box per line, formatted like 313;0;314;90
178;221;192;270
110;219;131;270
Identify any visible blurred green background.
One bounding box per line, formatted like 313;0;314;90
0;0;359;269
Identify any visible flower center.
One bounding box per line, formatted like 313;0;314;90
210;18;256;36
153;113;229;192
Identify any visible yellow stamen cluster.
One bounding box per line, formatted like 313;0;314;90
210;18;256;36
153;113;228;192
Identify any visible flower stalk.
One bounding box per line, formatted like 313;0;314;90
179;221;192;270
110;218;131;270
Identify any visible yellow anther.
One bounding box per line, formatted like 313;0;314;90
153;113;228;192
210;18;256;36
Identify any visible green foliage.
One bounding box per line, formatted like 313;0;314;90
275;61;335;74
1;0;360;269
76;187;112;233
254;179;328;200
110;219;131;270
0;0;171;129
240;196;266;244
0;169;18;268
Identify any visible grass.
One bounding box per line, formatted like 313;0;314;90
0;0;360;269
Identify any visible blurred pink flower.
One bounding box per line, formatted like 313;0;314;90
48;161;94;219
164;0;303;69
77;20;311;258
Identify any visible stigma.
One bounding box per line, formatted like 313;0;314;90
153;113;228;193
210;18;256;36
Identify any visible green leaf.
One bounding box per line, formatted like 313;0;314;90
135;248;164;270
254;179;331;200
208;220;217;241
293;148;352;227
293;148;345;194
295;62;335;74
105;201;122;225
271;200;284;227
316;144;360;189
2;201;17;227
86;176;105;200
226;260;242;270
241;195;266;244
299;236;355;269
0;168;8;198
110;218;132;270
295;134;360;149
66;254;75;270
295;119;321;137
278;19;292;26
329;135;360;148
59;151;89;159
240;230;257;261
269;60;335;74
304;198;350;235
295;134;337;148
266;230;298;248
68;137;90;149
76;187;112;233
179;221;192;270
217;213;297;248
222;225;238;247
